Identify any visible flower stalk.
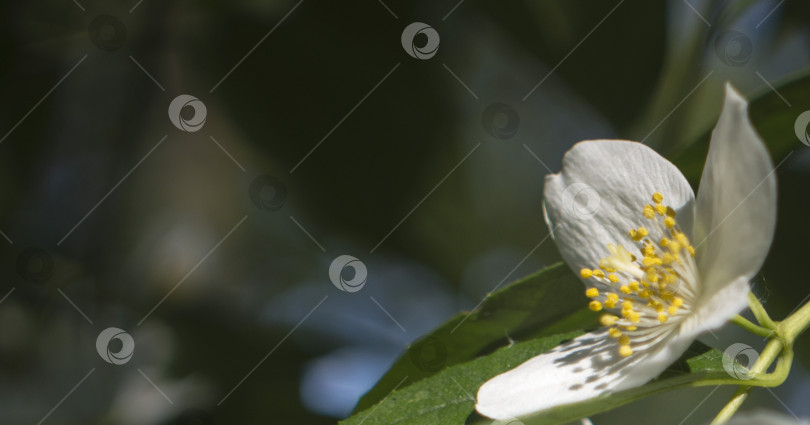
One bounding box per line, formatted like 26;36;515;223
712;293;810;424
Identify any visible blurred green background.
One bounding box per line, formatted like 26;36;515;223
0;0;809;424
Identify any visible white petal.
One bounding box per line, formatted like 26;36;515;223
680;277;749;339
543;140;695;276
475;328;693;420
723;410;809;425
693;84;777;298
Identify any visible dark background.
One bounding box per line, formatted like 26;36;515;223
0;0;809;424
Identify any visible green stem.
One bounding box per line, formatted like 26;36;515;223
748;292;776;329
781;298;810;342
711;339;793;425
730;315;774;338
711;294;810;424
710;387;753;425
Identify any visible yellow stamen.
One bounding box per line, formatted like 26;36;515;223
582;191;697;358
600;314;619;326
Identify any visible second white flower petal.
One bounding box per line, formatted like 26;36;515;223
693;84;777;299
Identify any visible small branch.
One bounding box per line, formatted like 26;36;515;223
748;292;777;329
731;315;774;338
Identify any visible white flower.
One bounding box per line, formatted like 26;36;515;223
476;84;777;421
721;410;809;425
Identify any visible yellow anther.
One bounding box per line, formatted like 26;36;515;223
668;305;679;315
630;227;648;241
672;297;683;307
642;256;662;267
589;301;603;312
664;216;676;228
688;246;696;256
629;312;642;323
660;237;670;247
646;271;658;282
624;325;638;331
655;204;668;215
666;206;677;217
618;335;631;346
664;274;679;286
658;313;669;323
661;252;675;265
620;285;631;294
593;269;605;278
643;205;656;219
639;289;651;299
652;193;664;203
585;287;599;298
668;241;681;254
600;314;619;326
629;281;640;291
605;299;617;309
608;274;620;283
609;328;623;338
654;304;665;313
619;345;633;357
643;245;656;257
675;232;690;246
622;301;634;311
580;268;593;279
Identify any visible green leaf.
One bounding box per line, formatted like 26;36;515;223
342;334;727;425
354;263;596;413
342;331;584;425
672;70;810;183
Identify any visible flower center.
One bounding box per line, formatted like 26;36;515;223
580;192;697;358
